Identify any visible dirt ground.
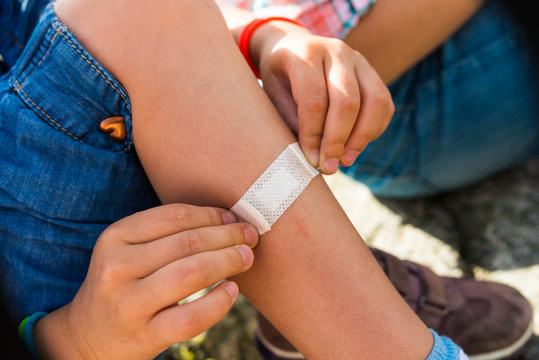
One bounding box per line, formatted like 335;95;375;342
164;159;539;360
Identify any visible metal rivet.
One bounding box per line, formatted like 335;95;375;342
99;116;126;143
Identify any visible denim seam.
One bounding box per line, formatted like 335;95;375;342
17;25;64;86
352;161;440;193
14;79;84;143
51;23;131;112
1;27;25;49
418;27;523;91
33;25;64;71
395;103;416;112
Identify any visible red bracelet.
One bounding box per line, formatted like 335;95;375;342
238;17;306;79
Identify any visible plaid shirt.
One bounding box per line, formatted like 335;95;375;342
216;0;376;39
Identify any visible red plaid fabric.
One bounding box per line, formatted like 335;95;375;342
216;0;376;39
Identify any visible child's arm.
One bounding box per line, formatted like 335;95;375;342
54;0;431;358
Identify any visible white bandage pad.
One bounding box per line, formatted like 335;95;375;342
231;142;319;235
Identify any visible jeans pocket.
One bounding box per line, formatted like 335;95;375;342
9;10;133;153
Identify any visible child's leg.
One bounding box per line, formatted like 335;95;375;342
344;0;486;84
55;0;433;358
342;0;539;197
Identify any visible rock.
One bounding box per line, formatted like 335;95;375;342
328;159;539;359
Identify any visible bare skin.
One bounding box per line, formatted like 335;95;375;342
35;0;432;359
344;0;486;83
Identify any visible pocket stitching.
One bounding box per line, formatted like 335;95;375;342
51;23;131;112
20;25;65;84
14;79;85;143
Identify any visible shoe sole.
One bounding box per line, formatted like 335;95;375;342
255;328;305;360
468;320;534;360
256;320;534;360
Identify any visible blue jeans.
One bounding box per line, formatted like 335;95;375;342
341;0;539;197
0;5;160;322
0;0;537;320
1;0;52;68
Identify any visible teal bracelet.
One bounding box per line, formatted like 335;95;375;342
18;312;48;359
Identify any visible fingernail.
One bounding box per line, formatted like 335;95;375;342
342;150;360;166
308;149;320;168
237;245;254;266
222;281;239;300
222;211;237;224
322;158;339;174
243;224;259;248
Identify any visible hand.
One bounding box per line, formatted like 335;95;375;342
252;22;395;174
34;204;259;360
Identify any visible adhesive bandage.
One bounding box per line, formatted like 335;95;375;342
231;142;319;235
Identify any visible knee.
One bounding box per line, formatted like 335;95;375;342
54;0;229;87
56;0;224;36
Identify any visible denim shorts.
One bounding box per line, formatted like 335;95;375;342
341;0;539;197
1;0;52;70
0;5;160;322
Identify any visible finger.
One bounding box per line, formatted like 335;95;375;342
289;57;328;168
261;74;301;134
125;223;259;277
136;244;253;310
319;54;361;174
148;281;238;346
342;61;393;166
104;203;237;245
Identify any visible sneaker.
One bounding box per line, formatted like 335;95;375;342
255;248;534;360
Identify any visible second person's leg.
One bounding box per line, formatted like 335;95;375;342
342;0;539;197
